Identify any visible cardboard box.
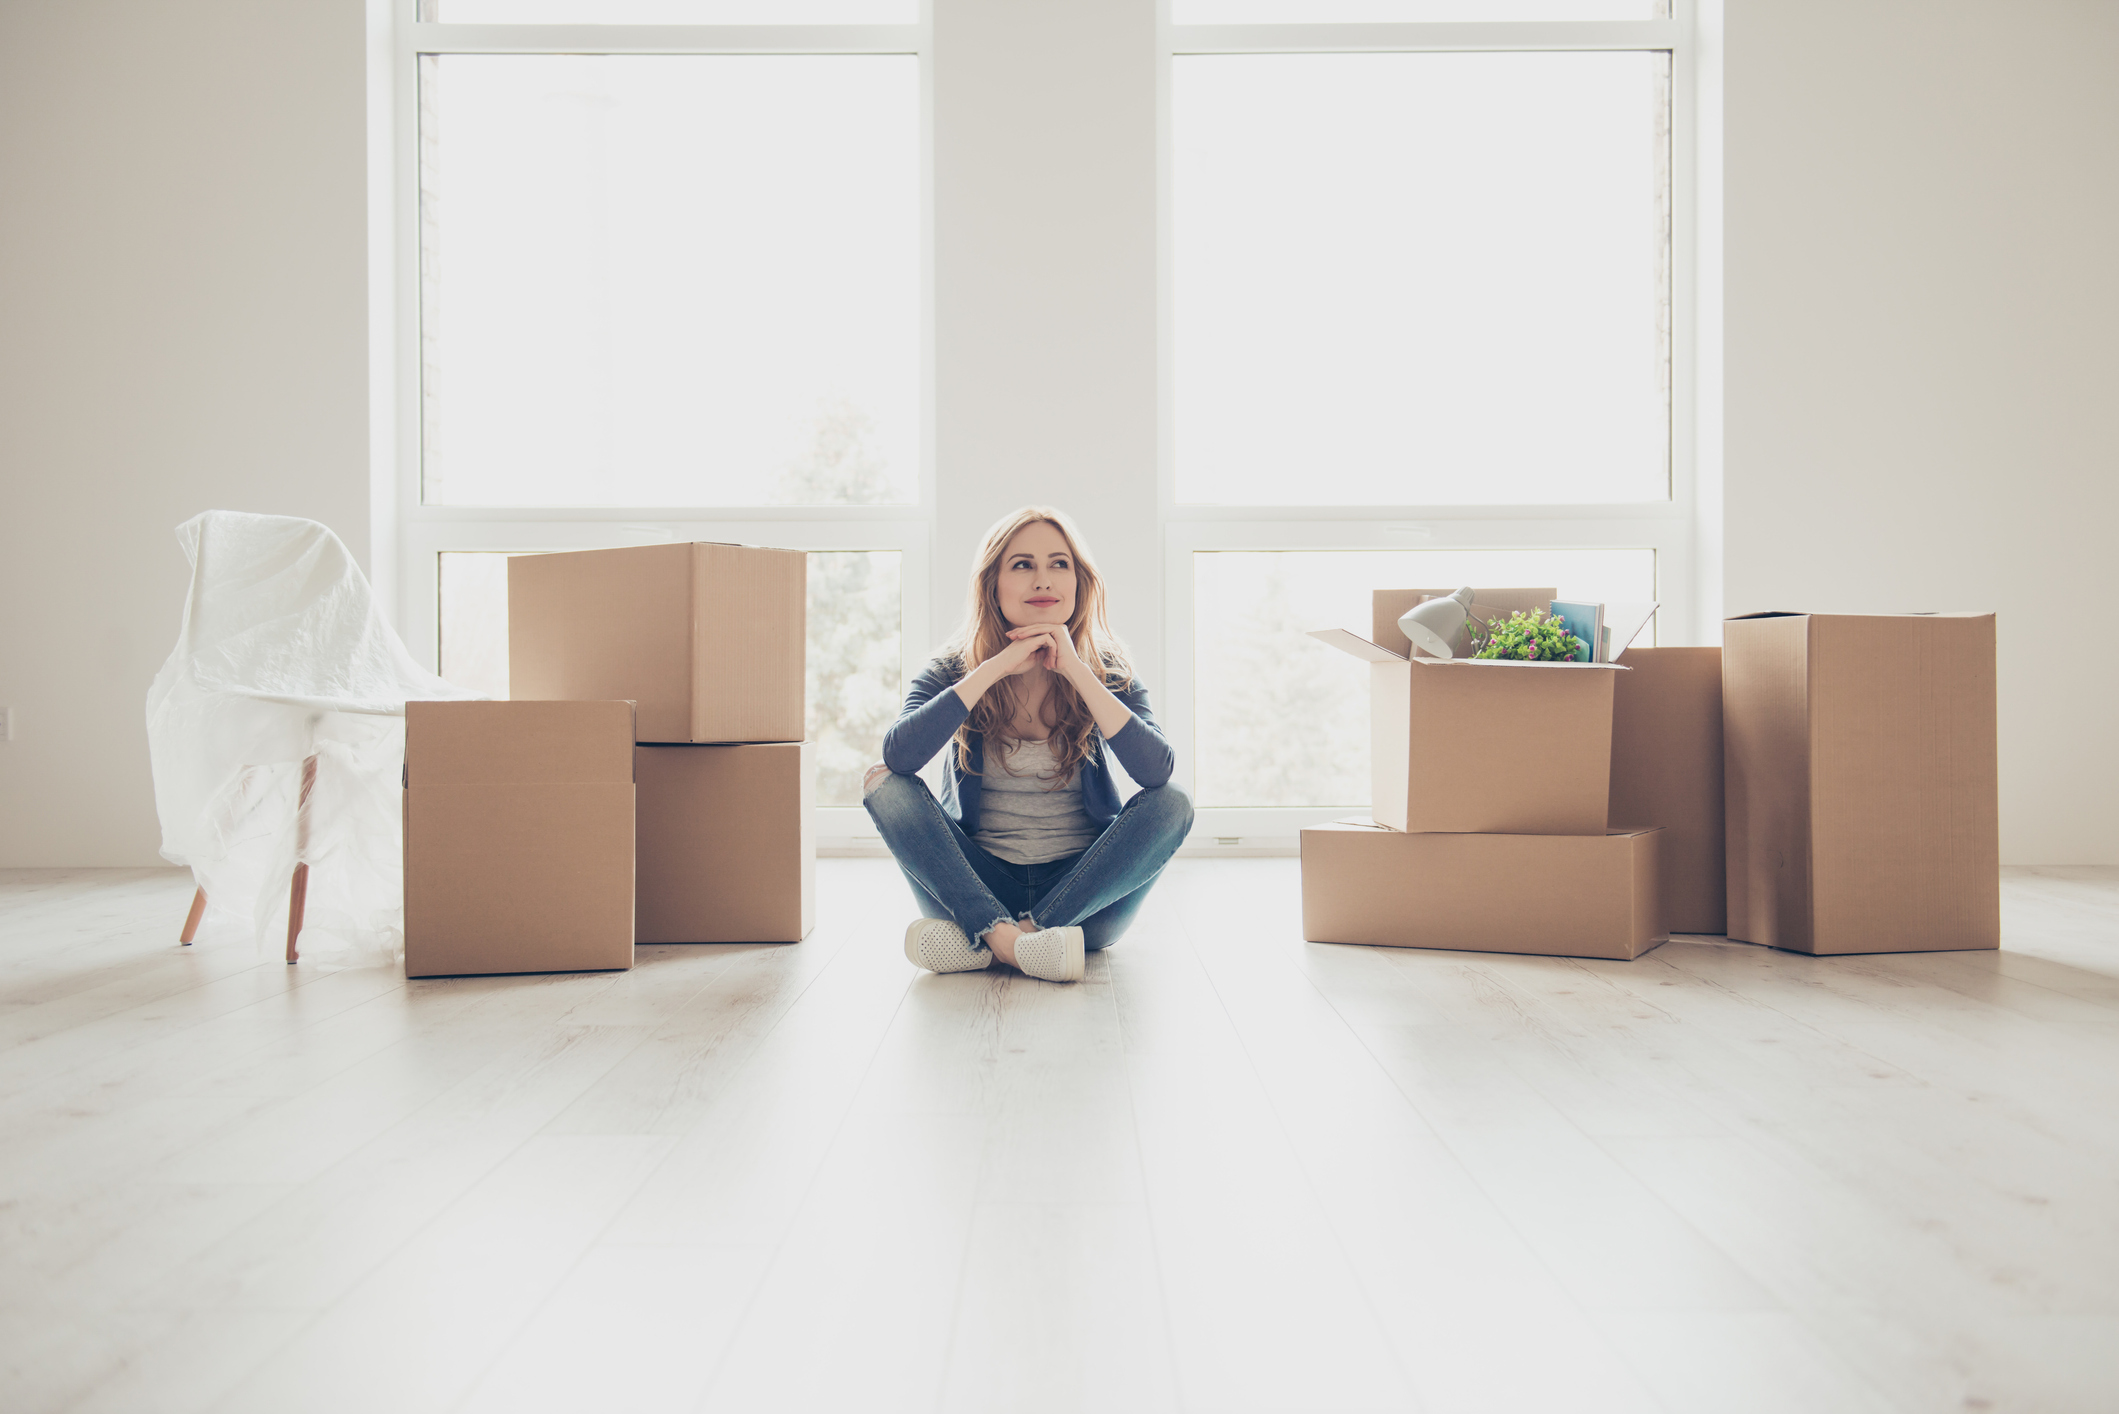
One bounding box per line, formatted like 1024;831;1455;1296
636;742;814;943
1300;820;1667;960
1723;612;1998;954
509;542;806;744
404;700;636;977
1371;586;1559;660
1311;627;1622;834
1610;646;1726;934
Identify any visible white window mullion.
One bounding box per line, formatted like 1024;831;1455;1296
413;23;922;55
1170;19;1679;54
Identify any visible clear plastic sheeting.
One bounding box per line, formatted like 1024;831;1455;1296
147;511;484;966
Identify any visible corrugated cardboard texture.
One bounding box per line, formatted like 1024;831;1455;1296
508;542;806;743
1300;821;1667;959
1809;614;1999;952
405;783;635;977
689;544;807;744
1725;613;1998;954
635;742;814;943
509;544;696;742
1372;587;1558;659
404;700;635;785
1610;647;1726;933
1371;660;1618;834
403;700;637;977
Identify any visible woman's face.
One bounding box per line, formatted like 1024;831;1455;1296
995;520;1077;629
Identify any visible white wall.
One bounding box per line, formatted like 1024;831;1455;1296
1724;0;2119;864
931;0;1162;684
0;0;371;867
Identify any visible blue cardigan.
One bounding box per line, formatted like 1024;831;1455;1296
880;655;1176;835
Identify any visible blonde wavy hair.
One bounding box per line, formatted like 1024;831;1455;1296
941;506;1134;783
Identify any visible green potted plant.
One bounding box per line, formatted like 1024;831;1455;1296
1465;608;1585;662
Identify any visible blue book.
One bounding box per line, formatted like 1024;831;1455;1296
1547;601;1602;663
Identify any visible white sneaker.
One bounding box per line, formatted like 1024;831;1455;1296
1012;926;1086;983
904;918;992;973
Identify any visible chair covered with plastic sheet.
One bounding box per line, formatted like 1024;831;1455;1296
147;511;483;966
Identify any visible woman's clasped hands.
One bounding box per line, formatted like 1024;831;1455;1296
998;622;1089;681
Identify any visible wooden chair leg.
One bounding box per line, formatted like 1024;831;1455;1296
286;753;318;966
285;864;308;965
180;887;207;945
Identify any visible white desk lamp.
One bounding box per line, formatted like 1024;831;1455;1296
1397;586;1476;659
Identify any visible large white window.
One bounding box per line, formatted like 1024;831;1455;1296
1162;4;1700;843
385;2;1708;852
391;3;930;838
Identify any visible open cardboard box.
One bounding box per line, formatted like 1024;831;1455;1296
1301;819;1667;959
1724;611;1998;954
509;541;807;744
1312;588;1624;835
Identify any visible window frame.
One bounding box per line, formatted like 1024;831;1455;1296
378;2;1714;856
1157;5;1707;846
387;3;935;847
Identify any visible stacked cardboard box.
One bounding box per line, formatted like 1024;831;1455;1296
1300;588;1670;961
510;542;815;946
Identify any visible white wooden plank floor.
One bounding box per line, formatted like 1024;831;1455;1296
3;861;2117;1414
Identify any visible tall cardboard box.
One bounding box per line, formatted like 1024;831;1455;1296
1610;646;1725;934
1723;612;1998;954
404;700;636;977
1301;820;1667;960
509;542;806;743
636;742;814;943
1310;628;1622;835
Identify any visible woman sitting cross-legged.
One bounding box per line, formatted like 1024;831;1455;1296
862;505;1193;983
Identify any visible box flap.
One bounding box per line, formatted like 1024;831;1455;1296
406;700;636;785
1599;601;1659;660
1729;609;1994;622
1307;628;1407;663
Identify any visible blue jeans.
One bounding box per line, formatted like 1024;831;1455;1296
862;772;1193;952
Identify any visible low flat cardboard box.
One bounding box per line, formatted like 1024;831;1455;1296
404;700;635;978
1311;627;1622;835
509;542;806;744
1301;820;1667;960
1724;611;1998;954
1610;646;1726;934
636;742;814;943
